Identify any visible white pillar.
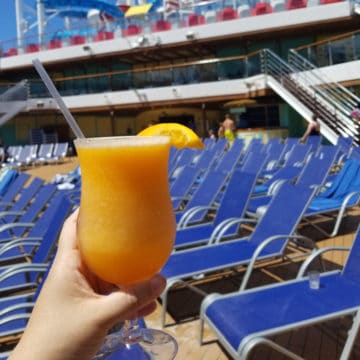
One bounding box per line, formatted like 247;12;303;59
37;0;46;49
15;0;24;52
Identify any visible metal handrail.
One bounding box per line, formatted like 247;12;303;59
288;49;359;116
0;80;29;102
261;48;359;145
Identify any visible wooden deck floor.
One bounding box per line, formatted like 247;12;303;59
26;158;360;360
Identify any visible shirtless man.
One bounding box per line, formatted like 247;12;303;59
221;113;236;145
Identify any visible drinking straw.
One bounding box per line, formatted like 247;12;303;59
32;58;85;139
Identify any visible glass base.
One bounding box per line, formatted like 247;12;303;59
94;328;178;360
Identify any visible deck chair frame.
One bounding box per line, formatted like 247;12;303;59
199;226;360;360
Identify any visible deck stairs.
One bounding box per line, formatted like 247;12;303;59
261;48;360;146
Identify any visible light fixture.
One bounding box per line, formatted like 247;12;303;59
36;100;44;108
137;35;148;46
244;80;254;89
186;31;196;40
172;87;180;97
82;45;94;56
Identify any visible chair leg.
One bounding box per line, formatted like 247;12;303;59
340;310;360;360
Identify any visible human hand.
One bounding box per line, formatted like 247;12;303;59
10;209;166;360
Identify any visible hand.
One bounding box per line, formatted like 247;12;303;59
10;209;166;360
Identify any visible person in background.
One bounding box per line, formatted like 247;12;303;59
9;209;166;360
208;129;216;140
221;113;236;146
300;113;320;143
350;107;360;122
217;123;225;139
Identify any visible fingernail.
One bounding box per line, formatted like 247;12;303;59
150;275;165;293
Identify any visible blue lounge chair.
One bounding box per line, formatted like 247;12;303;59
302;158;360;237
0;169;18;197
214;139;244;174
191;146;219;171
0;172;30;209
159;183;316;327
176;170;228;225
199;225;360;360
248;149;338;216
260;140;285;172
0;194;72;296
0;191;70;265
0;177;44;225
173;169;258;249
169;148;196;177
304;134;322;150
170;165;201;211
0;183;57;243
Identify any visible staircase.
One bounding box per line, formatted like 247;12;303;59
0;80;29;126
261;49;360;146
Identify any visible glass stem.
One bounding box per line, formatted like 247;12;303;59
122;319;144;345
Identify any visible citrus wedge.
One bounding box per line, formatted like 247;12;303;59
138;123;205;149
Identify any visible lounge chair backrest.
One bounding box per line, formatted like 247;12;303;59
213;170;257;226
0;172;30;203
296;152;336;188
263;141;285;169
319;159;360;200
29;194;72;283
183;170;228;221
170;165;200;196
215;144;244;174
2;177;44;223
38;143;54;159
212;138;228;154
0;169;18;197
283;143;312;167
316;144;339;161
250;183;315;251
193;147;218;170
342;225;360;282
0;183;58;240
53;142;68;157
241;148;268;175
16;183;57;234
171;148;196;173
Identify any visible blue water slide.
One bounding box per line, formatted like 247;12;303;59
43;0;123;18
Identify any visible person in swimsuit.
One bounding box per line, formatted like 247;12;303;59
221;113;236;146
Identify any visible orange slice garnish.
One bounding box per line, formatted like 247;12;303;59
138;123;205;149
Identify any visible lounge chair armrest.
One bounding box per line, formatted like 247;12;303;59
177;206;217;229
0;263;48;283
0;222;35;234
288;234;317;250
0;302;36;318
0;210;25;218
297;246;351;279
0;202;13;207
0;313;32;327
329;191;360;237
171;196;188;201
343;191;360;205
267;179;287;196
210;218;257;245
0;237;42;256
239;234;299;291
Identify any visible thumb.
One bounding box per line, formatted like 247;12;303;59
96;274;166;326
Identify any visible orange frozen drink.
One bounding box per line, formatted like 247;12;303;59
75;136;176;285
